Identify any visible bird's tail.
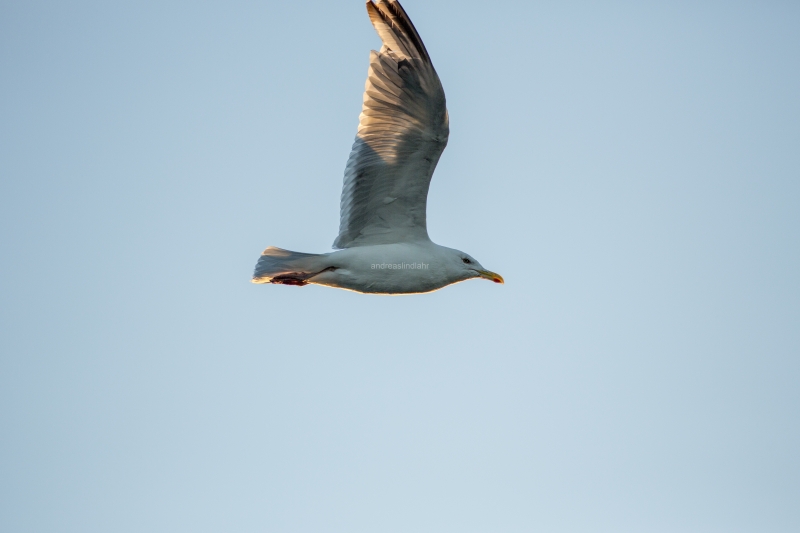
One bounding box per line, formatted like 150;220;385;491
251;246;330;286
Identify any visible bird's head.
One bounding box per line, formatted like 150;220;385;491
447;249;504;285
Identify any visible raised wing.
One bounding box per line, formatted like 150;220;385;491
333;0;449;249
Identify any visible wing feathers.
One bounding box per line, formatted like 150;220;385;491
371;0;430;62
333;1;448;249
366;2;412;59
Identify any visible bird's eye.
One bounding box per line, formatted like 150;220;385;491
462;258;471;264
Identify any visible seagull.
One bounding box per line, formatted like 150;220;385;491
252;0;503;294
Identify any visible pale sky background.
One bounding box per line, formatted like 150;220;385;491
1;1;799;532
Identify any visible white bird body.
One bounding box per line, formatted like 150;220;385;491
268;242;496;295
252;0;502;294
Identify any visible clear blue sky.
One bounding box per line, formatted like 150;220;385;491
2;1;799;531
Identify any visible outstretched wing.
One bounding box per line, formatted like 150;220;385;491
333;0;449;249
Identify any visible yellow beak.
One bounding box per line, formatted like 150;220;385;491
478;269;504;284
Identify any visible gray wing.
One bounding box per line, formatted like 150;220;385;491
333;0;449;249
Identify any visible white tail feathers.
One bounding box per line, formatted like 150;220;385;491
252;247;329;286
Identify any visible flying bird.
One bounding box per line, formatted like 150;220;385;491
252;0;503;294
